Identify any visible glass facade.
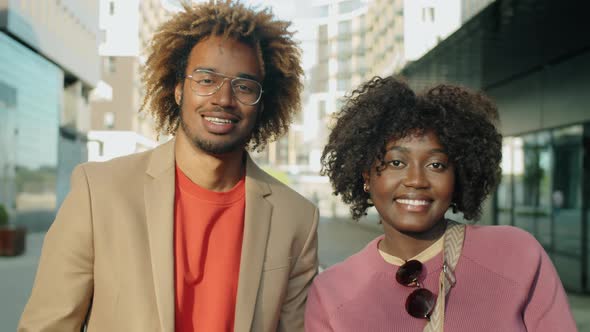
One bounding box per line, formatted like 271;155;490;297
0;32;63;230
496;123;589;292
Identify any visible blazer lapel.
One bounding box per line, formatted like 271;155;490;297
144;139;176;332
234;155;272;332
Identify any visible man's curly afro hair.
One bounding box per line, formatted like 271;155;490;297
140;0;303;151
321;76;502;221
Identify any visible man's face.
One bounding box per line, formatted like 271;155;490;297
175;35;262;155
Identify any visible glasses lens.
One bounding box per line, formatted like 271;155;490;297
231;79;261;105
189;70;222;95
396;260;423;286
188;70;262;105
405;288;436;319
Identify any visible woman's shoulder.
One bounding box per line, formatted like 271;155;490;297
466;224;540;245
461;224;547;283
312;235;384;290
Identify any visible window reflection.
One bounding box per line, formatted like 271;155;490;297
552;126;583;256
496;124;586;292
0;32;60;231
497;138;514;225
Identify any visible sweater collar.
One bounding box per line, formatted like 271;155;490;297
364;235;444;277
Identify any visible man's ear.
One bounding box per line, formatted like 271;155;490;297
256;102;264;120
174;83;183;105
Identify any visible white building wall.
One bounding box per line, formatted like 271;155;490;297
99;0;140;56
404;0;461;61
87;131;159;162
0;0;101;85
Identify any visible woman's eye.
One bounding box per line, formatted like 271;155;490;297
387;160;404;168
429;162;446;170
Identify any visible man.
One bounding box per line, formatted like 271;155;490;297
18;2;318;331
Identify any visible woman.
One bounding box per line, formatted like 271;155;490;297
305;76;576;331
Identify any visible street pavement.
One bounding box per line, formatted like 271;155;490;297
1;218;588;331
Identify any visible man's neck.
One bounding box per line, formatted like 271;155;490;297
174;133;245;192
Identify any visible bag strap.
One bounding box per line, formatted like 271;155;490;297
423;220;465;332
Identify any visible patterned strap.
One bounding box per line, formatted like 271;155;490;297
423;220;465;332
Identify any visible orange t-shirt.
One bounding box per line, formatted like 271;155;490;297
174;166;245;332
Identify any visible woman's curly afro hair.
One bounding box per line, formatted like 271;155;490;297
321;76;502;221
140;0;303;151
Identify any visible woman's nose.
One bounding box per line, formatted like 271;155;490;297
402;166;429;189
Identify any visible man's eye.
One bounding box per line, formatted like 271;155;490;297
235;84;253;93
198;78;214;85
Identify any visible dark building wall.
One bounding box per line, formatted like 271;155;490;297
489;51;590;136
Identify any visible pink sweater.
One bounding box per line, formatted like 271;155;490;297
305;225;577;331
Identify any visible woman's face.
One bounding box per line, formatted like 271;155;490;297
363;131;455;234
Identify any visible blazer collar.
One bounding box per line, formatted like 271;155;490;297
235;155;273;332
146;138;175;178
144;139;176;332
143;139;273;332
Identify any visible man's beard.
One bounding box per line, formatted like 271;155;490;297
179;106;251;155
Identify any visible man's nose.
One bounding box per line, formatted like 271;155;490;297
211;78;235;107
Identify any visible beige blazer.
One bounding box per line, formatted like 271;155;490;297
18;139;319;332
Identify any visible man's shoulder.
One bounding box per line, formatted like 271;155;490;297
77;147;156;180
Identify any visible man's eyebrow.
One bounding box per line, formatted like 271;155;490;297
194;66;215;72
192;67;260;81
236;73;259;81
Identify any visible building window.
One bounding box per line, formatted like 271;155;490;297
104;112;115;129
318;100;326;120
495;123;589;292
422;7;435;22
338;0;361;14
338;20;352;36
337;39;352;57
317;4;329;17
338;58;351;74
337;78;350;91
104;56;116;74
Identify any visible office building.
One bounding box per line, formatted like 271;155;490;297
402;0;590;293
89;0;170;162
0;0;100;230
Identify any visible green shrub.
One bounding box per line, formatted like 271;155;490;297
0;204;8;226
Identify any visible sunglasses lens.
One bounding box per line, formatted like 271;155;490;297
406;288;436;319
396;260;423;285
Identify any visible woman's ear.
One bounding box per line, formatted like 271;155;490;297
362;171;370;184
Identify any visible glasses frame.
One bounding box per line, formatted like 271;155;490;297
185;69;264;106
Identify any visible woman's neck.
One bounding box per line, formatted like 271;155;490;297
379;220;447;261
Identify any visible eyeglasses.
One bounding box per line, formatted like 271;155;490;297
396;259;436;319
185;69;263;106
